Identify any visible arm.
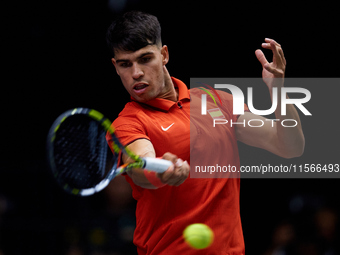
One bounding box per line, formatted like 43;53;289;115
236;38;305;158
123;139;189;189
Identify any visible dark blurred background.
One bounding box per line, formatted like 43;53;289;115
1;1;340;254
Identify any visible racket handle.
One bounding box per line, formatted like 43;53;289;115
143;157;173;173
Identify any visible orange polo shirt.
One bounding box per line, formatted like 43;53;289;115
108;77;246;255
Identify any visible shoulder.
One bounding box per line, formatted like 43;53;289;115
190;87;234;109
118;101;144;117
111;102;150;145
113;102;145;128
113;100;163;130
190;87;233;100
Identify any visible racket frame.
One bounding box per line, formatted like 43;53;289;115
47;108;171;196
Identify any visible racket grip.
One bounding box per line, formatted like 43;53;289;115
143;157;173;173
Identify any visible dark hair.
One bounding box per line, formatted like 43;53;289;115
106;11;162;57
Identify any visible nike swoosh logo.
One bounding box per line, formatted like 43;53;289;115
161;123;175;131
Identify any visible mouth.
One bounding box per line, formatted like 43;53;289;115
133;83;149;94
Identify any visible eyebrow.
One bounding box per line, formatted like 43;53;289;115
115;51;155;63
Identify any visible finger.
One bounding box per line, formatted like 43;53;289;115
270;40;282;64
261;42;281;65
158;166;174;182
261;42;272;49
262;39;282;51
264;39;286;68
168;160;189;186
278;47;287;66
265;38;281;47
168;173;187;186
162;152;178;164
164;171;182;186
255;49;269;67
175;158;183;168
264;63;275;73
264;63;284;76
176;161;190;186
168;175;184;186
158;158;183;183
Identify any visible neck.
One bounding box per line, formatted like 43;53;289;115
158;66;178;102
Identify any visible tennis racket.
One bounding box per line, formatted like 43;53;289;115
47;108;172;196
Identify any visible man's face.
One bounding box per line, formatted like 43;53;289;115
112;44;169;103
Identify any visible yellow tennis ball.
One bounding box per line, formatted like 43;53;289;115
183;223;214;249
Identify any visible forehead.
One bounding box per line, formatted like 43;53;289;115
114;44;161;61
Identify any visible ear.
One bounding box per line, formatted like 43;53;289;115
161;45;169;65
111;58;120;76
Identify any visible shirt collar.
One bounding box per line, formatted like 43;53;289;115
131;77;190;111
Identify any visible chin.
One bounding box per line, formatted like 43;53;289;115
133;91;158;103
132;94;150;103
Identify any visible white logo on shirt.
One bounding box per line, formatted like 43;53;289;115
161;123;175;131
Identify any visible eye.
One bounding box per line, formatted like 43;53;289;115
119;62;131;68
140;57;151;63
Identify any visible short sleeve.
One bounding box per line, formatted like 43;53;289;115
105;115;150;176
112;122;150;146
108;107;150;147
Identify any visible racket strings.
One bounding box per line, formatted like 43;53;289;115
53;115;115;189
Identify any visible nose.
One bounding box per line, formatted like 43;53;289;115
132;63;144;80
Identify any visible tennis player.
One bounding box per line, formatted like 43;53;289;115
106;11;304;254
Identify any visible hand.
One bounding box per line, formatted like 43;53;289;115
157;152;189;186
255;38;286;88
